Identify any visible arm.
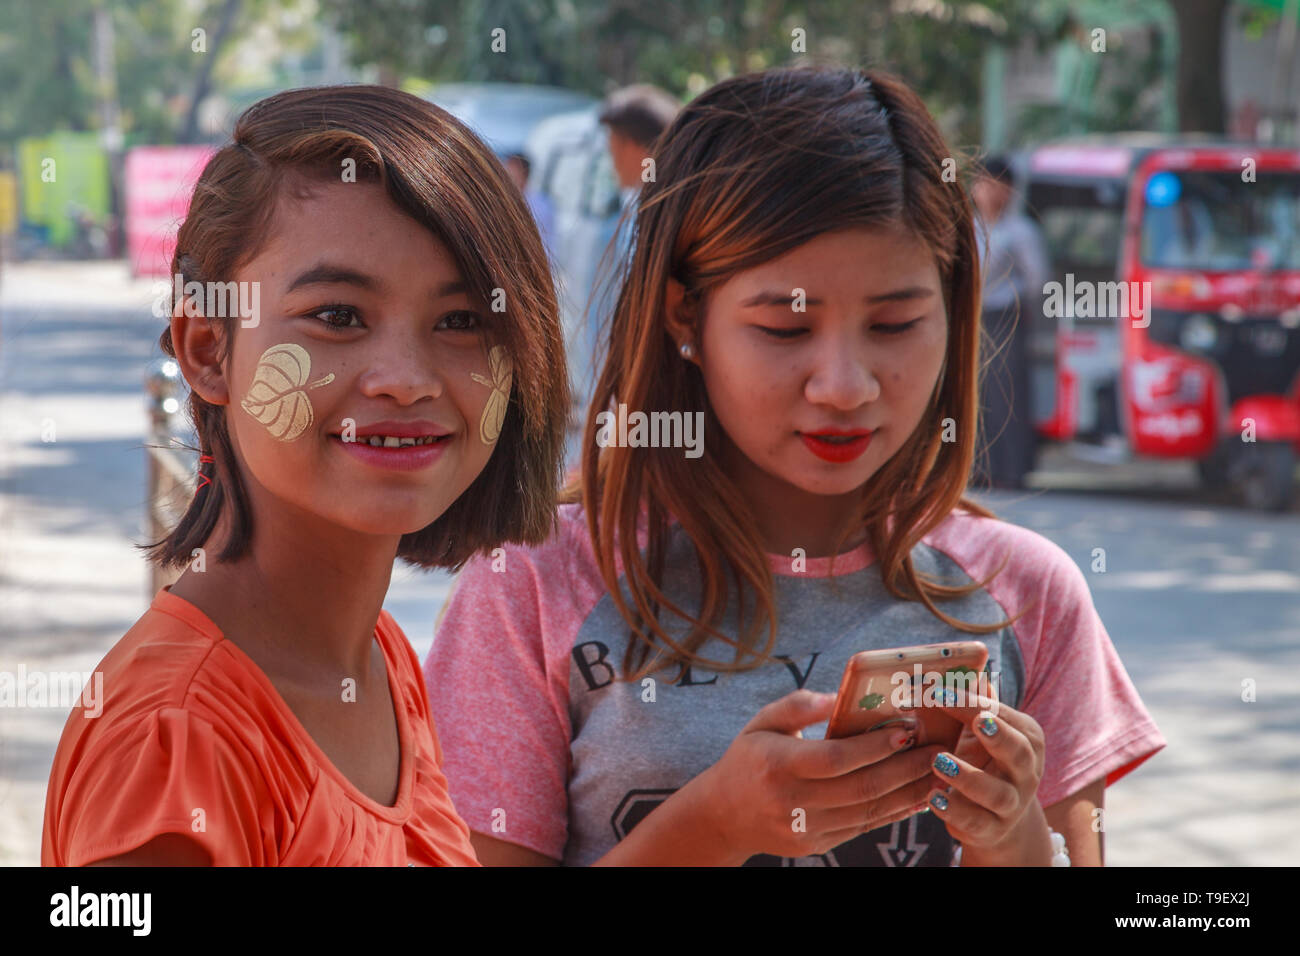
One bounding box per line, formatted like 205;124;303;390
470;832;559;866
1043;776;1104;866
959;776;1104;867
469;771;745;866
84;833;214;867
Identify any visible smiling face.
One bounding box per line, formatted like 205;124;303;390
216;177;503;539
685;226;948;512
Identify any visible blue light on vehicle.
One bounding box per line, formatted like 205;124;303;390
1145;172;1181;207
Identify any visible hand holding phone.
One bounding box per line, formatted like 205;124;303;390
825;642;991;751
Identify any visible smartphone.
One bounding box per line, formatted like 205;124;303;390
825;642;990;749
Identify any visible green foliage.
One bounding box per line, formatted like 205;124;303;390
318;0;1058;145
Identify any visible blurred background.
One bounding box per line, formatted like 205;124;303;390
1;0;1298;867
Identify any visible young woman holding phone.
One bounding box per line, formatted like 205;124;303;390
425;65;1165;866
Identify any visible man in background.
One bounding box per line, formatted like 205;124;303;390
568;85;679;428
972;155;1048;491
505;151;556;259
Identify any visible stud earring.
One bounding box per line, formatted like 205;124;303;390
679;341;695;360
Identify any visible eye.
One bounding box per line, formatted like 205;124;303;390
756;326;807;339
437;310;483;331
874;318;923;335
312;305;362;329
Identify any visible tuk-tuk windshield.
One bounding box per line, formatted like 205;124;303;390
1025;179;1125;279
1140;171;1300;271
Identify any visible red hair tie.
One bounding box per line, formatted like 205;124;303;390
196;454;215;493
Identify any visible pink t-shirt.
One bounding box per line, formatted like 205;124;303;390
424;502;1165;866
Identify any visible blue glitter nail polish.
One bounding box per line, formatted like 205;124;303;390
931;793;949;811
934;753;959;777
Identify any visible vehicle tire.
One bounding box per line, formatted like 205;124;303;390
1196;450;1231;490
1235;441;1298;512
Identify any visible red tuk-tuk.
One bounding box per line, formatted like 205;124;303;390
1021;135;1300;510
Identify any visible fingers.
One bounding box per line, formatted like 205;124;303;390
788;777;938;856
741;689;836;737
925;784;1005;845
786;717;923;779
927;749;1022;819
964;708;1044;783
808;744;947;809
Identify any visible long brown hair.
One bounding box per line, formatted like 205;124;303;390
143;85;569;572
565;65;1028;681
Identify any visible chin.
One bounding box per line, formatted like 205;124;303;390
329;502;449;537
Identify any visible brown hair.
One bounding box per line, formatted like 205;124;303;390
144;85;569;572
598;84;681;148
566;65;1030;681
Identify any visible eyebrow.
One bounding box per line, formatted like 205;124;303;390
286;264;470;301
287;264;382;293
740;286;936;307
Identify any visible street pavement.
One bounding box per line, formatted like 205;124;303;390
2;261;1296;866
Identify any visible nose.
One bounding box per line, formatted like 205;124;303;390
356;325;447;405
803;332;880;411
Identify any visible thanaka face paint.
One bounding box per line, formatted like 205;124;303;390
469;345;513;444
240;343;335;442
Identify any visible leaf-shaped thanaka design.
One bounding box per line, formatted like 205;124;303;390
240;343;335;442
469;345;513;445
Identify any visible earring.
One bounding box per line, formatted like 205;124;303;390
679;341;695;360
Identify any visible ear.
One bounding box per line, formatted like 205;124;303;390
663;277;699;363
170;297;232;407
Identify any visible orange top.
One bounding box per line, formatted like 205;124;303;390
42;587;479;867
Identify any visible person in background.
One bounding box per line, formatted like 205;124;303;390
505;152;556;259
971;155;1047;491
568;85;680;426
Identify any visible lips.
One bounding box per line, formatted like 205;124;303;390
800;428;874;463
328;419;453;472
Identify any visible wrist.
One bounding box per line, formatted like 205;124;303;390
680;766;750;866
595;768;749;866
960;799;1052;866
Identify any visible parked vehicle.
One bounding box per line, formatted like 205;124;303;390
1022;135;1300;510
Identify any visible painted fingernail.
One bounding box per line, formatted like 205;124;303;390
892;729;915;749
941;688;958;707
978;715;998;736
933;753;959;777
930;792;949;811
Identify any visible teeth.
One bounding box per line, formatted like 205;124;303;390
356;434;443;447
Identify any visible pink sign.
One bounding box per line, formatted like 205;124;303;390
1029;146;1133;178
125;145;215;278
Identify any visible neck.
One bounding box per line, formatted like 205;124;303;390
169;495;399;684
718;441;868;559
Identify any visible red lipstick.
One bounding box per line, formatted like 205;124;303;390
800;428;874;463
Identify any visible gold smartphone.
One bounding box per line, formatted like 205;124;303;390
825;642;990;749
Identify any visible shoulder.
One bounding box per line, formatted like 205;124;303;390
451;502;601;603
921;507;1091;612
50;602;297;787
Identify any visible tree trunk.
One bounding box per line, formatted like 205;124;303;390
1170;0;1228;133
180;0;242;143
